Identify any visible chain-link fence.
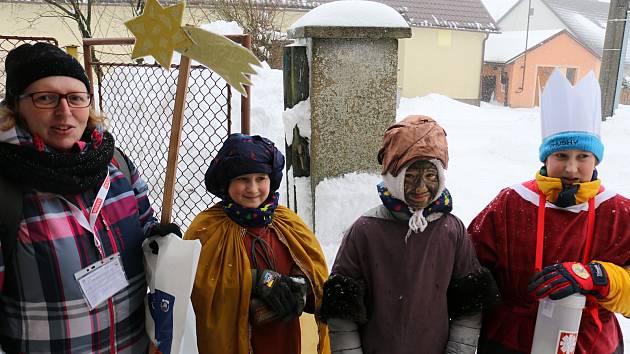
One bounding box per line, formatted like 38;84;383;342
84;37;251;231
0;36;58;101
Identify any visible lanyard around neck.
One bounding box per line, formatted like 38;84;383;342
60;171;111;257
534;190;602;349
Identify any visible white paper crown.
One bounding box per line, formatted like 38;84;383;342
540;69;601;140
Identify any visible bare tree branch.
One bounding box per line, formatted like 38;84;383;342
41;0;75;18
86;0;93;37
39;13;77;21
199;0;285;65
130;0;146;17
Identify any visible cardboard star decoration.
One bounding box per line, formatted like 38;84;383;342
124;0;191;69
125;0;261;95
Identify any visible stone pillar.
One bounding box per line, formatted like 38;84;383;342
283;3;410;230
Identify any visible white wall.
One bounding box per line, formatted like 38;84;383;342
498;0;565;31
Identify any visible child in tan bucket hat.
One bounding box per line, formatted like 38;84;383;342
318;115;500;354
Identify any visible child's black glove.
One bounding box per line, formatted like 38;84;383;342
148;223;182;255
528;262;609;300
252;269;298;318
149;222;182;238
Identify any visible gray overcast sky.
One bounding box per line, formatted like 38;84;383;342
480;0;518;20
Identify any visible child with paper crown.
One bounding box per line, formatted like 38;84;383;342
469;69;630;353
184;133;330;354
319;115;500;354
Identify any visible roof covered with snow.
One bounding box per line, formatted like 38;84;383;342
542;0;609;58
485;29;564;63
284;0;498;32
500;0;630;66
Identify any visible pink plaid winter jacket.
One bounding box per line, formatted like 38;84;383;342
0;125;157;354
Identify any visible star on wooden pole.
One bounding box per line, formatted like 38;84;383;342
125;0;261;95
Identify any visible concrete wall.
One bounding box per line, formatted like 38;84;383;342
310;36;399;187
398;27;487;103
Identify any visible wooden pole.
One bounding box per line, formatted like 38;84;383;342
600;0;629;119
241;35;252;134
82;42;94;93
160;55;192;224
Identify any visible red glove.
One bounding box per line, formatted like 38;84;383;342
528;262;610;300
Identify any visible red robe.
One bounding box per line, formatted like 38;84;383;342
469;181;630;354
243;226;306;354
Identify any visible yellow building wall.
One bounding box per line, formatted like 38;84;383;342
1;2;143;47
398;27;487;102
0;2;303;47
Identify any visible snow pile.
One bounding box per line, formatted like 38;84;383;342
200;21;244;35
283;99;312;145
289;0;409;29
314;172;382;266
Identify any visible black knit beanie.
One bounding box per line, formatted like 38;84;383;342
3;42;91;108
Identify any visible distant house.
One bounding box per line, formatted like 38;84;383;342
285;0;498;104
497;0;628;70
482;29;600;107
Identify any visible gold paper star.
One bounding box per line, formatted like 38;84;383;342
124;0;192;68
178;26;261;96
125;0;262;95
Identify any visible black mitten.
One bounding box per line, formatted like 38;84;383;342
252;269;298;318
149;222;182;238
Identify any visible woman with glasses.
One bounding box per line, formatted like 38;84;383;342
0;42;176;353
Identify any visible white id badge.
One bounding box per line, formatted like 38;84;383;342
74;253;129;310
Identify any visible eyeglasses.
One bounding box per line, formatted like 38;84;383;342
19;91;92;109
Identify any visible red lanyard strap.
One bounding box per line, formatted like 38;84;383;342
582;198;596;264
60;172;111;257
535;193;546;272
535;193;601;352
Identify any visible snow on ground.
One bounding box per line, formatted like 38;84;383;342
243;65;630;344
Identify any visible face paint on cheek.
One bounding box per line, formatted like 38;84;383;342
423;175;439;197
404;161;440;208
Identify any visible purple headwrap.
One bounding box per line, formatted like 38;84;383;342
204;133;285;200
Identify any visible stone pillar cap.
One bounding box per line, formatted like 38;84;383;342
288;0;411;39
